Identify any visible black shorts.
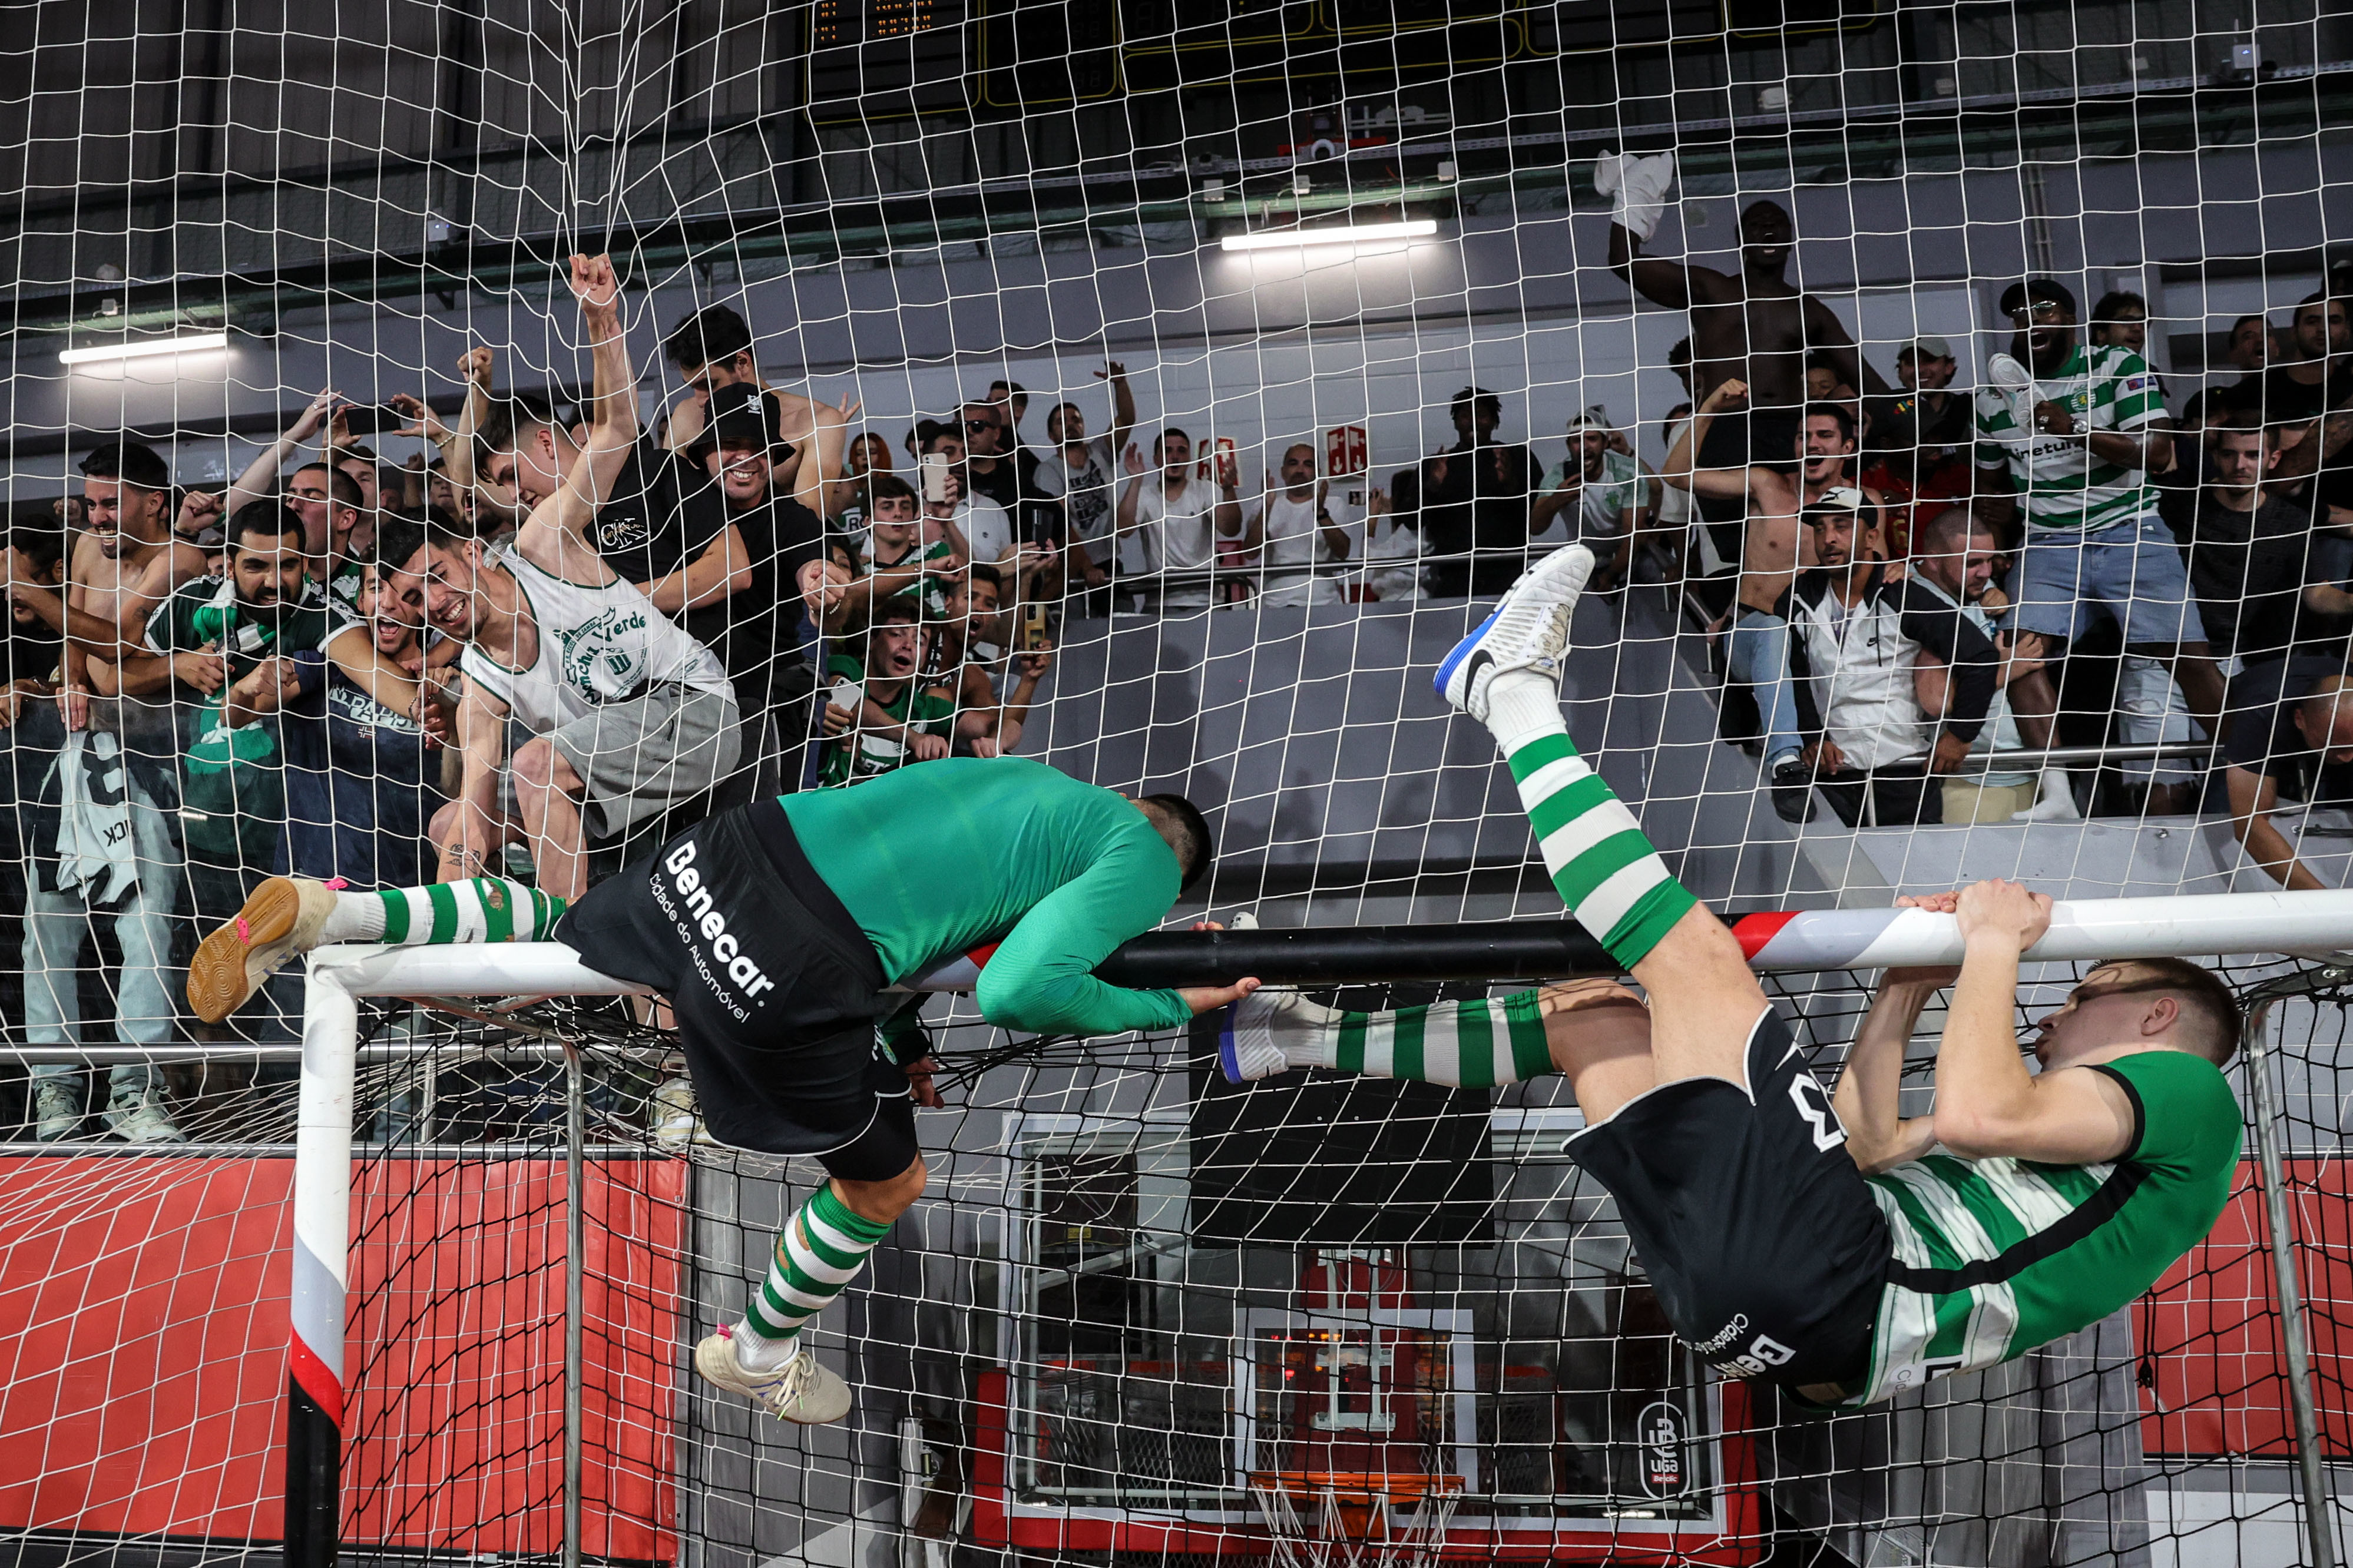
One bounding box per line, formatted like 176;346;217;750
1563;1009;1888;1388
1693;407;1805;561
556;797;921;1182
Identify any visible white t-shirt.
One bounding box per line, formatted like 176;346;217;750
1256;490;1338;606
947;496;1016;565
1034;436;1119;564
1537;449;1652;543
1131;476;1223;607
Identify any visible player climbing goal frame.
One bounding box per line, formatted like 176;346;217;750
286;890;2353;1568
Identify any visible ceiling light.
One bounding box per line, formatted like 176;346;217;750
1220;220;1438;252
58;331;230;366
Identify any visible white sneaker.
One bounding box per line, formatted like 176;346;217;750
650;1077;713;1151
105;1088;187;1145
694;1328;853;1424
188;876;342;1025
1434;545;1596;722
1217;990;1346;1083
33;1080;82;1142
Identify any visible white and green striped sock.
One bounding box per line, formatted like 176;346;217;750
1311;992;1557;1086
317;878;568;946
1483;671;1695;972
733;1182;896;1372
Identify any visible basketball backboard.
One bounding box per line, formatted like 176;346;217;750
977;1107;1760;1563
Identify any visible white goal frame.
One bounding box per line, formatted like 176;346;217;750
282;889;2353;1568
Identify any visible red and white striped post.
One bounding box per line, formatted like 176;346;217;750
285;967;357;1568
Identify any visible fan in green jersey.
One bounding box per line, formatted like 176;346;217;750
187;757;1255;1428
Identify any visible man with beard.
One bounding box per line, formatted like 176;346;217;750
1974;278;2226;752
144;504;335;1040
701;408;830;787
1600;154;1887;562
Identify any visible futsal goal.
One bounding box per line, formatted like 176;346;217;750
188;892;2334;1567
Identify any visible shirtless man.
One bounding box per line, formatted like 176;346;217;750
1664;380;1888;619
8;443;214;716
1599;152;1888;557
2;442;211;1141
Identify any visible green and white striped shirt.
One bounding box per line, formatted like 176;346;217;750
1835;1050;2241;1407
1973;343;2166;534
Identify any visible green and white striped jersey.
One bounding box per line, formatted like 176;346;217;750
1973;342;2166;534
1835;1049;2241;1408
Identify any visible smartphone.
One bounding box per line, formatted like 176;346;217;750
919;452;952;505
1018;602;1050;652
333;402;411;438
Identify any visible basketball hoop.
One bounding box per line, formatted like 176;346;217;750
1246;1470;1465;1568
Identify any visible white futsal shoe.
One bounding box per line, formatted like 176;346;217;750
695;1327;854;1425
1217;990;1346;1083
1434;545;1595;722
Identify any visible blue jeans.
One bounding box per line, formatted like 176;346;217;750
1727;610;1803;768
22;776;178;1100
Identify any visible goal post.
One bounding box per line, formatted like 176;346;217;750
279;891;2353;1568
284;946;652;1568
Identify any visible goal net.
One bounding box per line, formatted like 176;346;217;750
3;1;2352;1566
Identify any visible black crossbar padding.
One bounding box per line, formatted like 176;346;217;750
1091;920;1617;988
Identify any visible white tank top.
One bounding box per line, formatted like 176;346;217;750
460;546;730;734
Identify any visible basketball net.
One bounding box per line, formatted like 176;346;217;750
1248;1471;1465;1568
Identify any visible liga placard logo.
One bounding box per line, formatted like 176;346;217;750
1636;1399;1689;1499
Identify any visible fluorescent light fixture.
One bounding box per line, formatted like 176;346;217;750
1220;220;1438;252
58;331;229;366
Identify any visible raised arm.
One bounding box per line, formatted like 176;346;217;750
516;254;634;574
1098;362;1137;450
1832;965;1951;1173
1663;379;1758;499
229;389;338;513
796;396;855;516
1607;224;1699;310
1925;880;2141;1163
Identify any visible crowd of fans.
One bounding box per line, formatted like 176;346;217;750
4;237;2350;1142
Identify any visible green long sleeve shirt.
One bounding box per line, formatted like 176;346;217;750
779;757;1193;1037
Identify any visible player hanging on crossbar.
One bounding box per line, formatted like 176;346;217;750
1223;543;2242;1405
188;758;1257;1425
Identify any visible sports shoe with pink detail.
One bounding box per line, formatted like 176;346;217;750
187;876;342;1025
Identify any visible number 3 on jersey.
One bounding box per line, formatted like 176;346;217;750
1787;1074;1847;1152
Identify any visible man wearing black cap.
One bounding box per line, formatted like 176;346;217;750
1775;489;1997;827
700;406;833;788
1974;278;2226;748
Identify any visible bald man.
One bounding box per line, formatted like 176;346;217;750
2223;658;2353;889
